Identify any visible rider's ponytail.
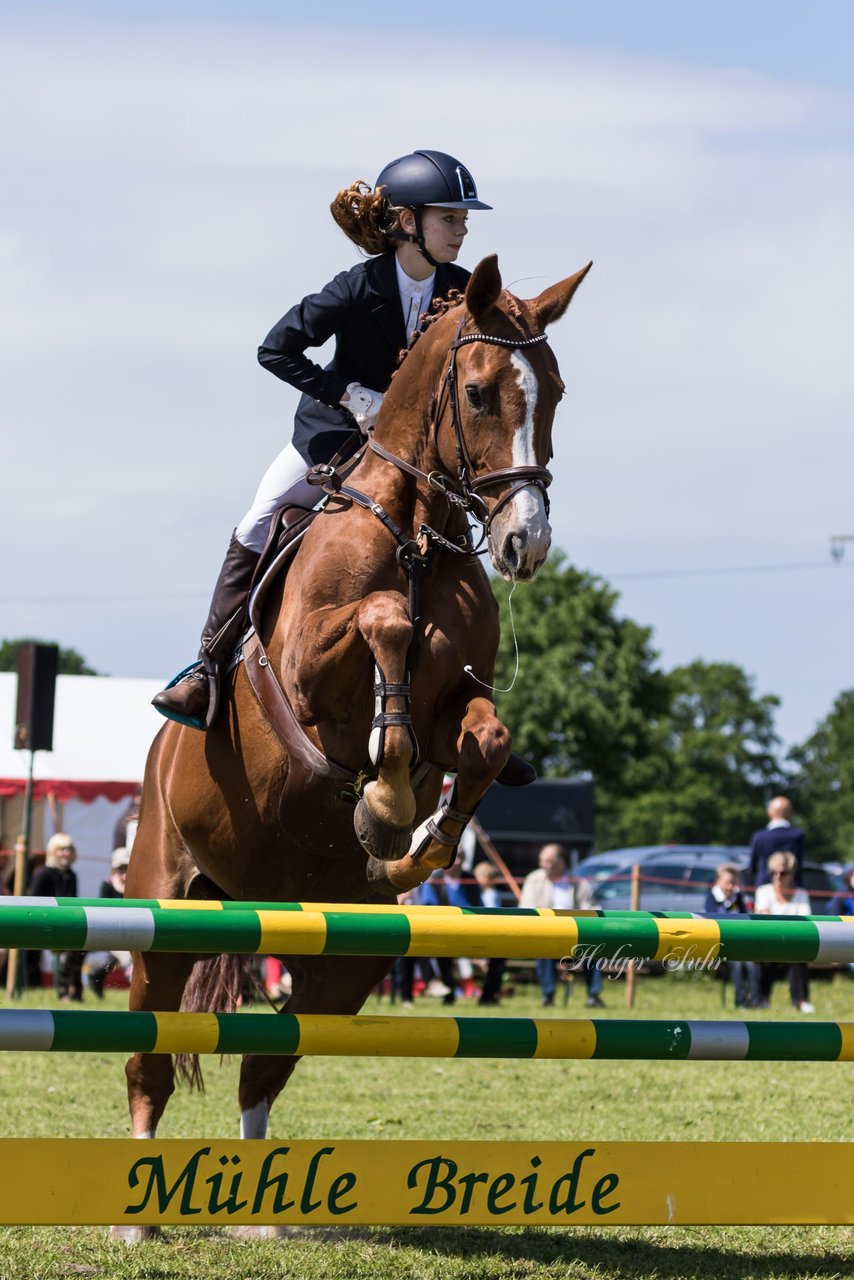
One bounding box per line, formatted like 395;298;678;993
330;180;403;255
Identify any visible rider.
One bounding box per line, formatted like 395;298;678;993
153;149;488;730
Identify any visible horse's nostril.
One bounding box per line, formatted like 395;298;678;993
503;533;523;568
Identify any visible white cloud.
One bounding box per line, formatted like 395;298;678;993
1;19;852;743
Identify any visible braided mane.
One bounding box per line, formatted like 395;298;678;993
394;289;466;370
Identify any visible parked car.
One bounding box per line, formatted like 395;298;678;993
573;845;843;913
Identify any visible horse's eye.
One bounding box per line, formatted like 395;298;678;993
464;384;484;410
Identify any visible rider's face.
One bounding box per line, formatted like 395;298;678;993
417;207;469;263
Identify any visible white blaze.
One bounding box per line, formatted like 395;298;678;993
509;352;550;539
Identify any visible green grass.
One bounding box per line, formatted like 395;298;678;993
0;968;852;1278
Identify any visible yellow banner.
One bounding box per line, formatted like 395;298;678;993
1;1140;852;1225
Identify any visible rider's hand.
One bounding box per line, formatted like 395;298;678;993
340;383;384;432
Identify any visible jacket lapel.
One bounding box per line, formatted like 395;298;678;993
368;257;467;353
368;253;406;355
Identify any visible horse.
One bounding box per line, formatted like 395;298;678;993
117;254;590;1235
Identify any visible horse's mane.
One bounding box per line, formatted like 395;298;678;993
393;290;466;372
393;285;532;377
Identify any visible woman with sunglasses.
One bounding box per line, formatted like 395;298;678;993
754;851;814;1012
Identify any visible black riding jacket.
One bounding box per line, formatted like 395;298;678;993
258;251;470;465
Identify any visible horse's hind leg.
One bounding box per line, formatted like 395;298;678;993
352;592;417;859
233;955;391;1239
123;952;200;1134
237;954;393;1134
110;949;199;1243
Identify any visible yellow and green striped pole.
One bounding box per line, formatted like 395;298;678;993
1;899;853;963
1;1011;853;1061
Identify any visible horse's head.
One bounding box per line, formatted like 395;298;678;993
441;255;590;581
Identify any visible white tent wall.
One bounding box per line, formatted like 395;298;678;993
0;672;163;897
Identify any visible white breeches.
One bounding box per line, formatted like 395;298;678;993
234;442;319;553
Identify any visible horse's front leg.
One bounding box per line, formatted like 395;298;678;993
352;591;418;859
287;590;417;858
367;694;511;892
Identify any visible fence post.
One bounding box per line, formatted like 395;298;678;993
624;863;642;1009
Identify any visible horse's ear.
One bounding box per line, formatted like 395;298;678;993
531;261;592;329
465;255;503;325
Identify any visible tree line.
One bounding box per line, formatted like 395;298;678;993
491;554;854;861
3;566;853;861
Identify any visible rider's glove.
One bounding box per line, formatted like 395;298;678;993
340;383;384;432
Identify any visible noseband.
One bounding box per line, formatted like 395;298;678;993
369;318;553;533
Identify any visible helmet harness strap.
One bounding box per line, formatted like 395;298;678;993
411;208;442;270
389;207;442;269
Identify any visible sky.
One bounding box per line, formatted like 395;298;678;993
1;0;852;754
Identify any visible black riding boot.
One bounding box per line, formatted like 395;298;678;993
152;533;261;729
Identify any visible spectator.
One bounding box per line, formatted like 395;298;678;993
113;786;142;852
749;796;806;889
418;867;462;1003
83;847;133;997
754;851;814;1012
520;843;604;1009
473;861;506;1006
828;865;854;979
828;865;854;916
704;861;758;1008
29;833;84;1001
393;881;452;1006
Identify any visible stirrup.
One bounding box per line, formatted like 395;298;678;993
152;661;212;731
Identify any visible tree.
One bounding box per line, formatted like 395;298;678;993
488;555;787;848
491;553;669;790
612;661;785;847
0;639;99;676
789;690;854;861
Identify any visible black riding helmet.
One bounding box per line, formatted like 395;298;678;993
375;149;491;267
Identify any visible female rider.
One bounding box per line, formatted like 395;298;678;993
153;150;490;730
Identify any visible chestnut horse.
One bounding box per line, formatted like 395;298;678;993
121;255;589;1191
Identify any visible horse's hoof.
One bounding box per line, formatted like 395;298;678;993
354;798;412;860
109;1224;162;1243
495;752;537;786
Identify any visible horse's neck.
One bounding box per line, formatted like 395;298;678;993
355;445;464;544
360;334;463;537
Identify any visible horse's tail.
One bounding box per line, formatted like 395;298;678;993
175;953;247;1091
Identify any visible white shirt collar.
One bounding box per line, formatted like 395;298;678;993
395;258;436;343
767;818;791;829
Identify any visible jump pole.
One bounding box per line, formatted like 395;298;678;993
2;902;853;963
0;1011;853;1061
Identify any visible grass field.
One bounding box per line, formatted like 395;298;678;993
0;965;852;1279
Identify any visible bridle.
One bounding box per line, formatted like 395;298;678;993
368;317;553;534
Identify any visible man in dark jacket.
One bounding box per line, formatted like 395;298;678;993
748;796;806;888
